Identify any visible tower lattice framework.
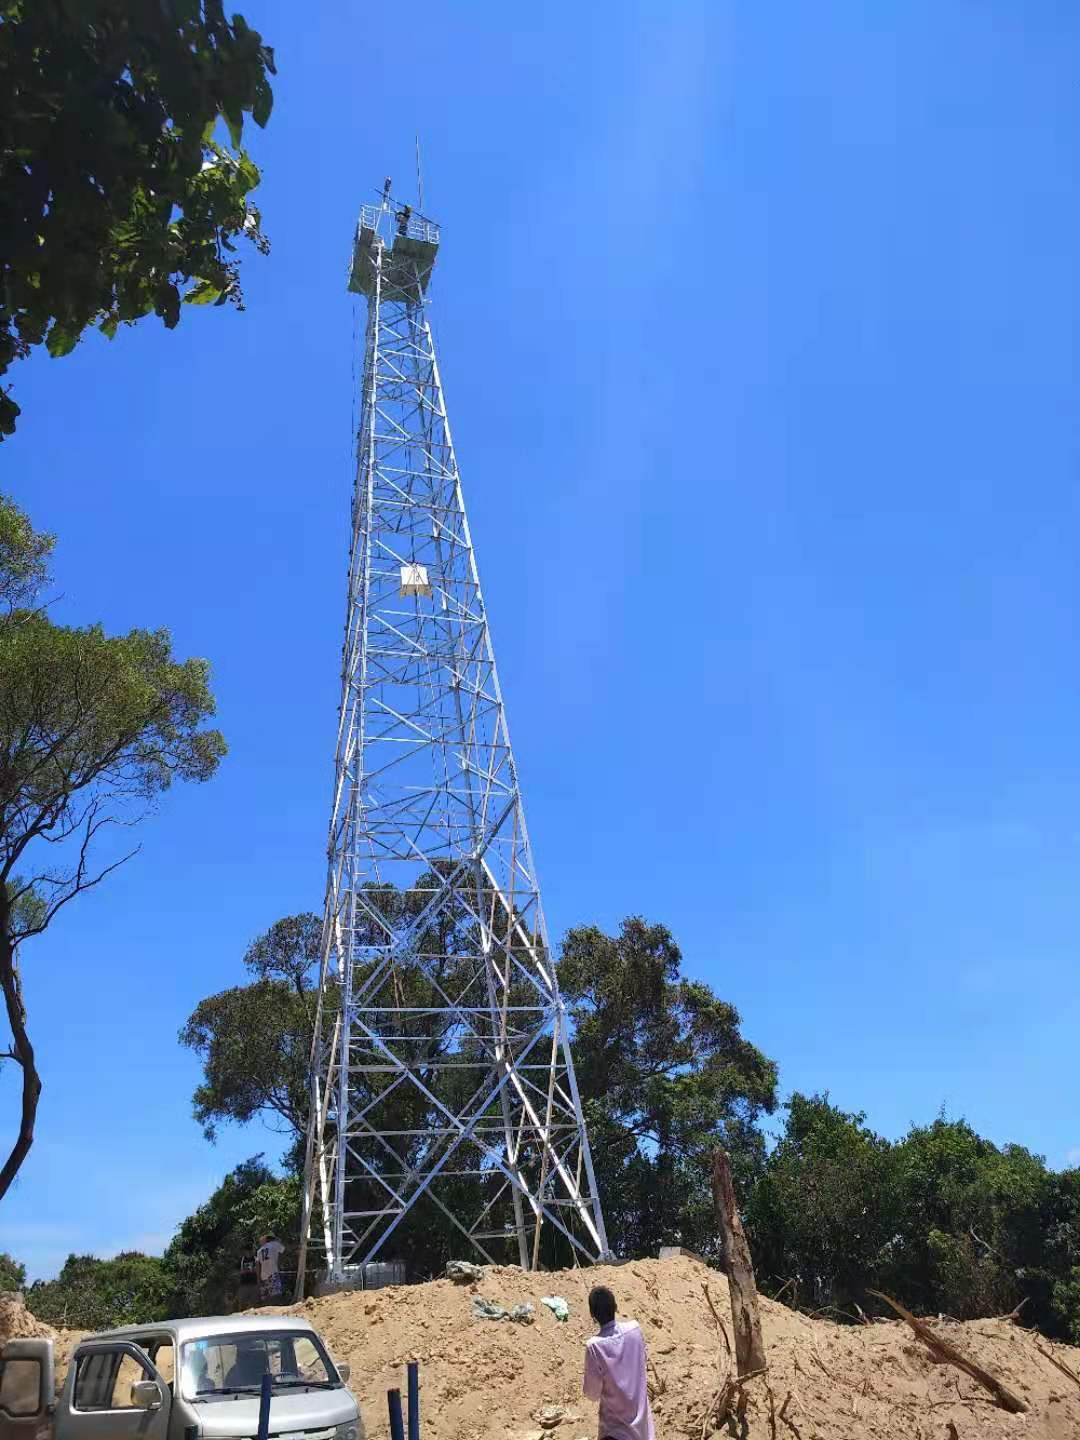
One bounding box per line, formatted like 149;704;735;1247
297;194;609;1289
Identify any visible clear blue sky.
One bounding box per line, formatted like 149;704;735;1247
4;2;1080;1280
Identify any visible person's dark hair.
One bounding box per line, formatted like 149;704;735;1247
588;1285;617;1326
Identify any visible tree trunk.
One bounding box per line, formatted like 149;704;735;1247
0;919;42;1202
712;1148;766;1376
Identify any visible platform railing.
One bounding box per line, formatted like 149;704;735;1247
357;204;439;247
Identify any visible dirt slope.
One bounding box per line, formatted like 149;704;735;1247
262;1255;1080;1440
0;1294;85;1394
0;1294;54;1343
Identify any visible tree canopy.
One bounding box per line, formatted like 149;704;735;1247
179;912;320;1161
558;916;778;1260
27;1251;169;1330
746;1093;903;1313
0;0;275;436
183;908;780;1273
746;1094;1080;1341
179;884;535;1276
19;1161;299;1324
162;1156;299;1316
0;492;226;1197
0;1251;25;1291
23;903;1080;1347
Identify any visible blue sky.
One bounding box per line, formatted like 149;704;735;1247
4;2;1080;1280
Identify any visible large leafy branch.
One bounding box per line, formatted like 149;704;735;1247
0;0;276;435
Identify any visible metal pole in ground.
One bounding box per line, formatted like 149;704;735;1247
387;1388;405;1440
256;1373;273;1440
407;1362;419;1440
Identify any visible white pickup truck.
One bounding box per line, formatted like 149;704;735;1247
0;1314;361;1440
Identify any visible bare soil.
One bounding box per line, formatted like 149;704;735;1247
0;1294;87;1394
9;1255;1080;1440
0;1294;54;1343
261;1254;1080;1440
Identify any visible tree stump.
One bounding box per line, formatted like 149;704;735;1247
712;1148;767;1376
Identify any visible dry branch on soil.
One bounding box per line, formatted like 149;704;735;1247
1033;1339;1080;1392
868;1290;1028;1414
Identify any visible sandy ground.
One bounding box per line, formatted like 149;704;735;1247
0;1294;84;1394
8;1255;1080;1439
265;1255;1080;1440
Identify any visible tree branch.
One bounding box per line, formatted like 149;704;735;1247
16;842;141;940
0;908;42;1201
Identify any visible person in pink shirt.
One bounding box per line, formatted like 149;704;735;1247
582;1285;656;1440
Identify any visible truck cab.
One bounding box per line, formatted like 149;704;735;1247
0;1315;360;1440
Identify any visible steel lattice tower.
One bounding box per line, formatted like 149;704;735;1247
296;192;609;1290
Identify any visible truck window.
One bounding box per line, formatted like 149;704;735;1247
73;1351;154;1411
146;1341;174;1388
0;1358;42;1417
180;1332;337;1400
288;1337;326;1384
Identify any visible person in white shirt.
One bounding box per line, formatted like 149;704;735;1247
582;1286;655;1440
256;1233;285;1301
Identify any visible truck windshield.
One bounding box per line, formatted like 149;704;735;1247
179;1331;338;1401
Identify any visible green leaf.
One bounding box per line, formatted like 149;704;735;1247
0;1;275;435
236;152;261;193
158;282;182;327
184;280;223;306
0;391;20;438
222;103;243;150
46;324;78;358
252;76;273;128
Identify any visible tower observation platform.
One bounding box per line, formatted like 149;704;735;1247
348;201;440;300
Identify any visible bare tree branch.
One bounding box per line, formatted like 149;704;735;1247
17;847;141;940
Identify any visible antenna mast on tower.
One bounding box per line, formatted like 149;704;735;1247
296;189;609;1290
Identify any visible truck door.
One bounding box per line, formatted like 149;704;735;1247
0;1338;55;1440
57;1342;170;1440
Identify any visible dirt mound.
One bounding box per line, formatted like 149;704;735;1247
0;1293;55;1344
261;1255;1080;1440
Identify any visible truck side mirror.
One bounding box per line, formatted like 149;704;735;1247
336;1363;351;1384
130;1380;163;1410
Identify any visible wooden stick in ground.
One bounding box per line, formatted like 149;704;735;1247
712;1148;767;1376
702;1281;733;1361
1033;1339;1080;1392
867;1290;1027;1414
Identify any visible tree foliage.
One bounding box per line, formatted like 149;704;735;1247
26;1251;168;1329
558;917;778;1261
0;1250;26;1291
746;1093;901;1313
0;492;225;1199
174;905;1080;1344
746;1096;1080;1341
0;501;53;610
179;885;536;1276
161;1156;299;1316
0;0;276;436
179;913;320;1160
183;911;780;1274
